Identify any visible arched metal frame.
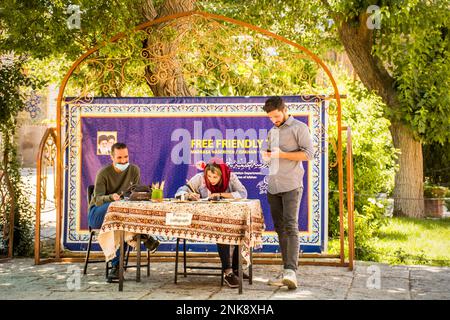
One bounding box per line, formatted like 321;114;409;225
35;127;57;265
47;10;354;269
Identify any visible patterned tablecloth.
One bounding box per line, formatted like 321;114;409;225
97;199;265;267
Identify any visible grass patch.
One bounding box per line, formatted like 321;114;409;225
328;217;450;266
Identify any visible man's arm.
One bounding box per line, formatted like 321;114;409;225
286;123;314;161
93;174;114;207
278;150;312;161
267;124;314;161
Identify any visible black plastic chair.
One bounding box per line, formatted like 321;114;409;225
83;185;151;279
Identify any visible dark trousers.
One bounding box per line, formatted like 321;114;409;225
88;202;120;267
217;244;239;272
267;187;303;271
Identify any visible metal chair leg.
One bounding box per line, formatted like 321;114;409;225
136;235;141;282
174;238;180;284
83;229;94;275
147;249;150;277
124;243;131;271
183;239;187;277
238;245;243;294
105;261;110;279
249;248;253;285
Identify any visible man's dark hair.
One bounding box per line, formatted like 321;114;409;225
107;135;116;141
111;142;127;155
263;96;286;113
98;135;108;143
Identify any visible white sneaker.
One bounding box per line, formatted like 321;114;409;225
282;269;298;289
267;272;284;287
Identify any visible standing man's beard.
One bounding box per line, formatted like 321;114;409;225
276;114;288;127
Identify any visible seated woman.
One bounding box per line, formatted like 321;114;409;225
175;159;248;288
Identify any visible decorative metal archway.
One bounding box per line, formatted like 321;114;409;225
35;10;354;269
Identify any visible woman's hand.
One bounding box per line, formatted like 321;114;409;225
188;193;200;201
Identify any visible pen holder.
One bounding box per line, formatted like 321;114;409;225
151;188;164;202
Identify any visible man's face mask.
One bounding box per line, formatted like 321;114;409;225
114;162;129;172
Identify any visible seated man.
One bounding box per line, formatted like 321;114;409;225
88;142;159;281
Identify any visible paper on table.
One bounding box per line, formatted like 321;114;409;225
165;212;193;226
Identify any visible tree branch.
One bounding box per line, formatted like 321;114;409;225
337;11;401;113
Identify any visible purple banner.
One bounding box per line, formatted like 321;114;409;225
80;116;309;232
64;96;327;253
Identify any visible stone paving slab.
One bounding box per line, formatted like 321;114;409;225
0;258;448;300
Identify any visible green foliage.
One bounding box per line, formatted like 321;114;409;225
2;1;448;142
328;80;396;238
414;250;430;265
329;216;450;266
325;79;396;260
423;141;450;185
353;198;388;261
0;0;145;59
1;148;36;256
378;217;450;266
372;0;450;144
0;56;44;256
0;57;41;125
392;248;407;264
185;32;320;97
202;0;340;54
423;184;448;199
210;1;450;144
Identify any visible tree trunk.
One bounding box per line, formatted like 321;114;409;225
336;13;425;217
390;122;424;217
141;0;196;96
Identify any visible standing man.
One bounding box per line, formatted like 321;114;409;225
262;96;314;289
89;142;159;281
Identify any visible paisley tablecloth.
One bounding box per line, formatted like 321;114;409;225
98;199;265;267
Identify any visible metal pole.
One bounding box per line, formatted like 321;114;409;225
346;127;355;271
119;230;124;291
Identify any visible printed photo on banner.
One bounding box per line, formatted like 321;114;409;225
97;131;117;155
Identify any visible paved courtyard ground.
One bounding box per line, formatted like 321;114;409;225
0;258;448;300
